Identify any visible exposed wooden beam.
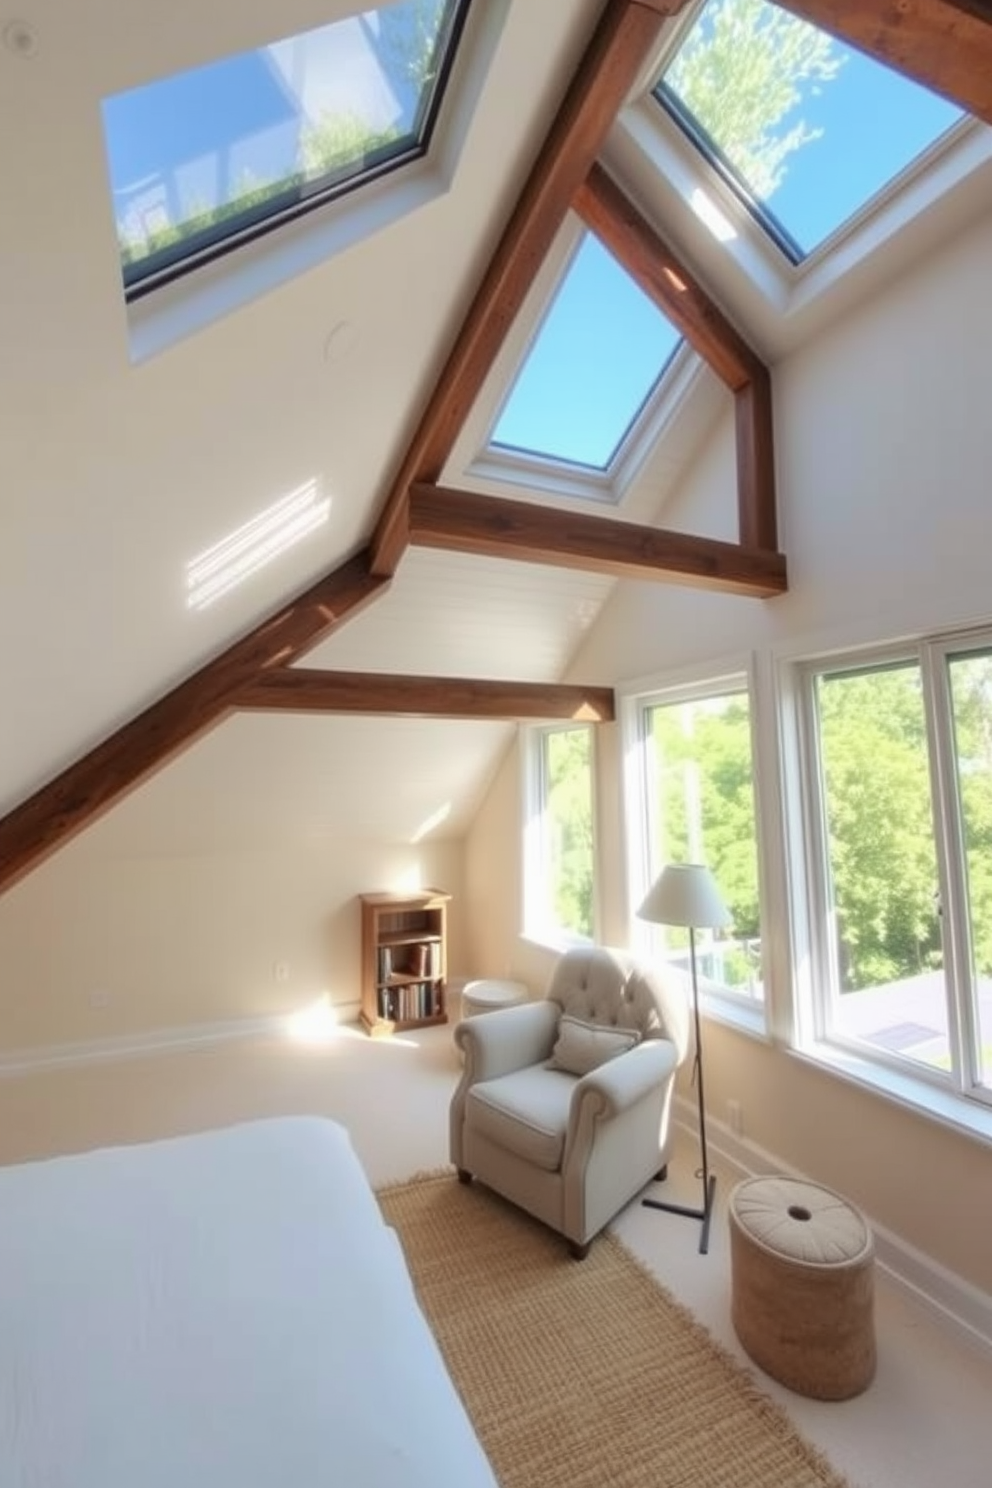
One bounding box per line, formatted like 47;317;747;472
408;484;787;597
735;370;777;551
574;165;762;391
370;0;692;577
576;162;778;550
779;0;992;125
0;553;388;896
236;669;615;722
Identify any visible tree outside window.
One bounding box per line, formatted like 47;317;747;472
805;644;992;1093
644;685;762;999
540;726;594;942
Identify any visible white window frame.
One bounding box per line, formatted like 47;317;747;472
123;0;511;361
521;721;598;951
786;626;992;1138
620;656;769;1039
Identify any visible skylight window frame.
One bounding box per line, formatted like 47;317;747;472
468;218;697;507
608;38;992;348
488;326;685;478
646;0;975;274
653;80;805;266
113;0;472;304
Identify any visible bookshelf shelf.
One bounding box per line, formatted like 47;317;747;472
359;890;450;1036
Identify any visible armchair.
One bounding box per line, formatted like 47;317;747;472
450;945;690;1257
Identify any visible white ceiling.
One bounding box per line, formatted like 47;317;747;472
3;0;991;856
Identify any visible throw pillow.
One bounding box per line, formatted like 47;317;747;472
548;1014;640;1076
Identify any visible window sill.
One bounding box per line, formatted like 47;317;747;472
791;1040;992;1149
520;929;594;959
700;990;769;1043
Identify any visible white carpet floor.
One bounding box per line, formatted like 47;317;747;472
3;1013;991;1488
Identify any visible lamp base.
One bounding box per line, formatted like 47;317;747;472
643;1172;716;1255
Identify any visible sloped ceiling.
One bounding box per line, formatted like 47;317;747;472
0;0;607;806
2;0;992;873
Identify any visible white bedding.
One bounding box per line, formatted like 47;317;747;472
0;1117;497;1487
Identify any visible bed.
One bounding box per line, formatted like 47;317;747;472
0;1116;497;1487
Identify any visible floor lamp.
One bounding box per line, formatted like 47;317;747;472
637;862;730;1255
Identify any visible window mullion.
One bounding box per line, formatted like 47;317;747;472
796;664;835;1047
925;640;984;1096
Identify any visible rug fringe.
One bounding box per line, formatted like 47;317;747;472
604;1231;859;1488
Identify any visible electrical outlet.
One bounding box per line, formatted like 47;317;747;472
727;1098;743;1136
273;961;290;984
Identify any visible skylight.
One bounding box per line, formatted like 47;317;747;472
102;0;468;298
654;0;965;262
490;232;683;471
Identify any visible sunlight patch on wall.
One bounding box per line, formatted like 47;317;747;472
412;801;451;843
186;479;330;609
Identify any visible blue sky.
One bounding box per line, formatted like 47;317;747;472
716;36;963;253
102;2;444;255
495;8;964;468
492;234;682;470
101;0;966;471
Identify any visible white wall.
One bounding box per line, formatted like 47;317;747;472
464;203;992;1294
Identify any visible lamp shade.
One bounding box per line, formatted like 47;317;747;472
637;862;730;930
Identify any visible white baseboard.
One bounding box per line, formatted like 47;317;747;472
674;1099;992;1360
0;1001;363;1078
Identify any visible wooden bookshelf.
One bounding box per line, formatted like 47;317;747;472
359;890;450;1037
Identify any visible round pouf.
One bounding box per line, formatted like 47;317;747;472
461;979;529;1017
729;1175;876;1400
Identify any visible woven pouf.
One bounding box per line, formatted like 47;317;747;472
729;1175;876;1400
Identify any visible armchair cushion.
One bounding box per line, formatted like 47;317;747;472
548;1014;641;1076
466;1066;573;1172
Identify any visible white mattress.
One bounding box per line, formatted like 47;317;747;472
0;1117;497;1487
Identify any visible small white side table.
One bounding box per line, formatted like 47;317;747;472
461;978;530;1017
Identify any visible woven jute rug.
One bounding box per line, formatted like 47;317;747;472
378;1172;854;1488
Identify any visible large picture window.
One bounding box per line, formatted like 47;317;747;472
631;677;763;1005
525;725;595;944
798;635;992;1106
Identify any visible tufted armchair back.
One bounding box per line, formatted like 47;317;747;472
546;945;690;1064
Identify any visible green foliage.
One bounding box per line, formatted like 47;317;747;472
300;112;402;181
545;728;594;939
666;0;843;200
119;107;402;267
644;655;992;1006
949;654;992;975
817;666;940;991
650;693;760;991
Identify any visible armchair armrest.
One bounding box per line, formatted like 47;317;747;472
570;1038;679;1122
560;1038;681;1246
454;999;559;1082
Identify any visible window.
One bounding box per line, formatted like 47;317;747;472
797;635;992;1108
629;677;763;1007
525;725;595;944
654;0;964;262
490;231;683;471
102;0;468;298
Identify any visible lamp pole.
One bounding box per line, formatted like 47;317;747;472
642;923;716;1254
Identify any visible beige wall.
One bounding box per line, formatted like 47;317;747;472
463;206;992;1295
0;821;466;1050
